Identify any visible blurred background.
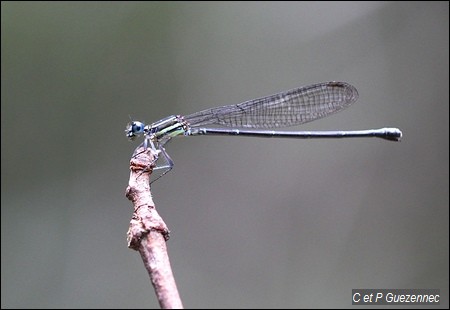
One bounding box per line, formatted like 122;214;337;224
1;2;448;308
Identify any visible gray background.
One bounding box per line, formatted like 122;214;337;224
1;2;448;309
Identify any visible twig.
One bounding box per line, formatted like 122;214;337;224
125;145;183;309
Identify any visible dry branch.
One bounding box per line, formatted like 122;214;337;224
125;145;183;309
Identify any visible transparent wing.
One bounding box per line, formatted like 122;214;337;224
184;81;358;129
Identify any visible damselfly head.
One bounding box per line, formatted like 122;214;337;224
125;121;145;140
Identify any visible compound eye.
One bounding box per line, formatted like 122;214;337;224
132;121;145;134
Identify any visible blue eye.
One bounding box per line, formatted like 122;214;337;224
126;121;146;140
131;121;145;134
